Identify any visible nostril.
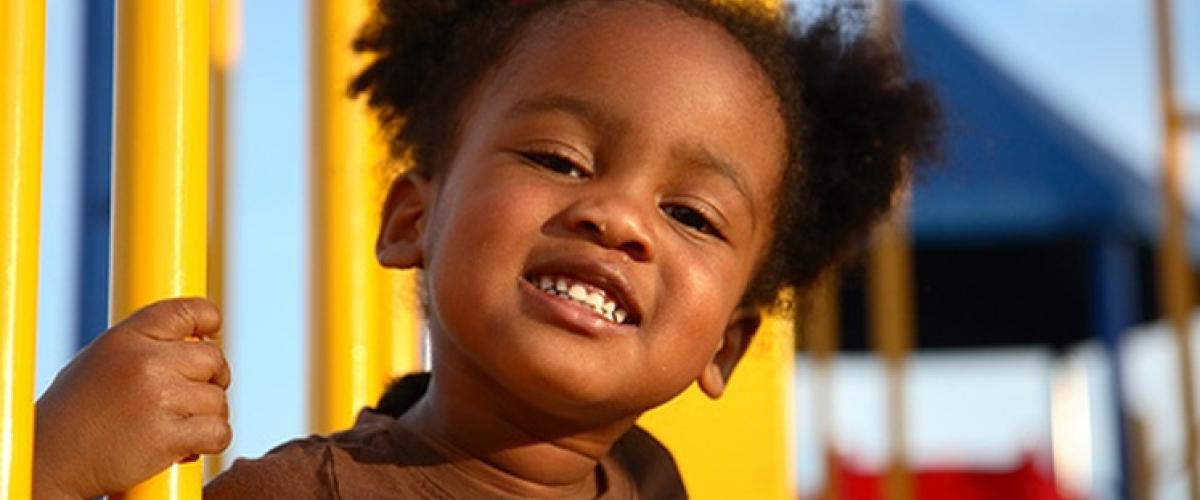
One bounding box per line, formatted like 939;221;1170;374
562;199;652;260
619;241;649;261
577;219;603;236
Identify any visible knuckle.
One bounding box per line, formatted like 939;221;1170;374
149;417;180;455
196;418;233;453
196;385;223;413
182;297;221;329
197;342;225;366
167;300;198;331
149;382;179;409
215;420;233;449
129;350;161;380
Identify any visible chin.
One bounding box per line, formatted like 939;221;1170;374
531;360;703;423
496;348;656;420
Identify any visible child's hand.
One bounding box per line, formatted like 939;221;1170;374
33;298;231;499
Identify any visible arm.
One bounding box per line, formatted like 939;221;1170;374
33;298;232;499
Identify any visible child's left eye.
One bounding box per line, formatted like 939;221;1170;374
662;204;723;239
523;152;590;179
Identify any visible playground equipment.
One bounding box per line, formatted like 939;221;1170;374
110;0;209;497
1154;0;1200;497
0;2;44;499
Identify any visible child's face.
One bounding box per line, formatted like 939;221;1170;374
384;1;786;421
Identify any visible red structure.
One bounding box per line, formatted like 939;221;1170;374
830;453;1078;500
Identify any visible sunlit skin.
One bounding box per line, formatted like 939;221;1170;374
375;1;788;497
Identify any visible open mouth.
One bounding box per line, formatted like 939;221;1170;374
522;274;638;325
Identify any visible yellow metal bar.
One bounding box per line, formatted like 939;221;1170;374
311;0;422;434
382;269;423;379
867;210;914;500
110;0;209;498
1153;1;1199;498
638;4;794;499
205;0;240;480
0;1;44;498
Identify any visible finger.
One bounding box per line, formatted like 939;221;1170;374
213;353;232;390
176;414;233;456
164;382;228;419
118;297;222;342
172;340;230;388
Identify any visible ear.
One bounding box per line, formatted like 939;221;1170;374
377;172;432;269
697;306;762;399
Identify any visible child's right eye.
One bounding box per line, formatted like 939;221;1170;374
523;152;590;179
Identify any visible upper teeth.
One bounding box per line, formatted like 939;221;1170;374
534;275;629;324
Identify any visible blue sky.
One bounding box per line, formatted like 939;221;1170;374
33;0;1200;480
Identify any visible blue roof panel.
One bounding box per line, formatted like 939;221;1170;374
902;2;1159;245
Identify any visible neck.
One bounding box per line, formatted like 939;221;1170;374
399;363;637;498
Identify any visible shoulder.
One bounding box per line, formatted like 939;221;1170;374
204;434;341;500
609;426;688;499
204;411;420;500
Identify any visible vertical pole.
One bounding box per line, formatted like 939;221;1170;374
311;0;422;434
0;1;44;498
867;209;914;500
806;272;841;500
382;270;423;379
868;2;914;499
75;0;114;348
1153;1;1199;498
206;0;240;479
110;0;208;498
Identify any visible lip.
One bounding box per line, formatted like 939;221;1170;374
521;255;643;325
519;278;639;337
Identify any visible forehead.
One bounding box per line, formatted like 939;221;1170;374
470;0;787;196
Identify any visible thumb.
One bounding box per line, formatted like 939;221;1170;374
117;298;222;342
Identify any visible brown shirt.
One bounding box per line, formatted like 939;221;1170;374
205;374;687;499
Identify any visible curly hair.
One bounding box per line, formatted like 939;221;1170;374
349;0;941;311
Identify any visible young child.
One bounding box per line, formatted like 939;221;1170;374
33;0;939;498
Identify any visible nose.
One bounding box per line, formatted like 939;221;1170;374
561;192;654;262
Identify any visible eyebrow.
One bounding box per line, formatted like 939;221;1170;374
676;143;758;230
505;93;626;136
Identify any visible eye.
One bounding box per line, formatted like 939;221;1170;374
523;151;590;179
662;204;723;239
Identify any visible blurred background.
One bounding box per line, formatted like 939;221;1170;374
29;0;1200;499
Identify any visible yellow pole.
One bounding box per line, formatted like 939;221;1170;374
868;209;914;500
205;0;240;480
806;272;841;500
110;0;208;498
1153;1;1199;498
0;1;44;498
310;0;422;434
382;270;423;379
864;3;915;499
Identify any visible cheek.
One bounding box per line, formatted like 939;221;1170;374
660;244;751;315
648;248;750;369
423;177;552;325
